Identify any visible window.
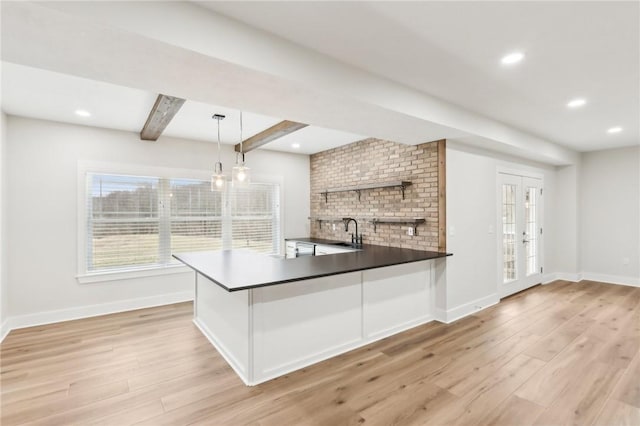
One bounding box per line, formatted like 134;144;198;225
229;184;280;253
169;178;223;257
84;172;280;275
502;183;516;283
524;186;538;276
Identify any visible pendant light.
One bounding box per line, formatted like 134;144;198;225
211;114;227;191
232;111;250;188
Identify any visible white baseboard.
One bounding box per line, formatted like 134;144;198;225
1;291;194;342
542;272;639;288
193;317;250;386
252;315;434;386
433;307;447;323
437;294;499;324
196;311;434;386
1;319;10;343
580;272;639;288
542;272;582;284
255;337;364;386
366;314;434;341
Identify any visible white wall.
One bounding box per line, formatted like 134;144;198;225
1;111;8;338
444;147;497;314
548;164;581;276
443;142;559;320
444;142;640;321
580;146;640;284
4;116;310;325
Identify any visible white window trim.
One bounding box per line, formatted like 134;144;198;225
76;160;284;283
77;264;193;284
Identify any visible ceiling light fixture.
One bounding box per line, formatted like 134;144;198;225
292;143;300;149
211;114;227;191
567;98;586;108
75;109;91;117
501;52;525;65
232;111;250;188
607;127;623;134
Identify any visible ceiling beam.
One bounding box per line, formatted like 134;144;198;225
140;94;185;141
235;120;308;152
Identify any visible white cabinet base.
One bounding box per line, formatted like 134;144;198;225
194;260;434;385
363;262;432;339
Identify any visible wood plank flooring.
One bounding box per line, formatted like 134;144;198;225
1;280;639;425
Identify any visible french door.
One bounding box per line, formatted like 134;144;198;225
499;173;543;298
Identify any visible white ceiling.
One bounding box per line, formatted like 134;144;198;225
1;62;365;154
0;1;636;165
1;62;156;135
201;1;639;152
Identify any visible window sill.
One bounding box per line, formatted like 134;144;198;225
77;264;193;284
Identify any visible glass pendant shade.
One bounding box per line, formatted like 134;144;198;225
211;161;226;191
232;166;250;187
232;153;250;188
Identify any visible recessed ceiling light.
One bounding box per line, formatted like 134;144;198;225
75;109;91;117
501;52;525;65
607;127;623;134
291;143;300;149
567;98;586;108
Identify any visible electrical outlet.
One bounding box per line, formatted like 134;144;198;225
407;227;414;236
332;223;336;231
623;257;630;265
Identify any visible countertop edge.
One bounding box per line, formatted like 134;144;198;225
172;256;233;291
174;248;450;292
230;253;446;291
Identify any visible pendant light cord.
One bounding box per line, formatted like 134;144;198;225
217;118;221;162
239;111;244;163
212;113;225;175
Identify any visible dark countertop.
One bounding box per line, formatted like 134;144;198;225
174;238;451;292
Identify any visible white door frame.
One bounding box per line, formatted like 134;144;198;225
496;168;545;298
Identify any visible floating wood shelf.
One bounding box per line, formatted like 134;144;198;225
309;216;364;233
320;181;412;203
308;216;345;222
309;216;426;235
370;218;426;234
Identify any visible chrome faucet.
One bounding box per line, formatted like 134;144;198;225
343;217;363;246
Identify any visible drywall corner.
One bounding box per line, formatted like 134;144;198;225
551;163;581;275
0;111;8;341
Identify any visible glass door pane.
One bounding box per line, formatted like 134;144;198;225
525;187;538;276
502;184;517;283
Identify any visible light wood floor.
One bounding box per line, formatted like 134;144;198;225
1;280;639;425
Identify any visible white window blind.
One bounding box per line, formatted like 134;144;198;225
85;172;280;274
169;178;222;256
87;174;160;271
228;183;281;254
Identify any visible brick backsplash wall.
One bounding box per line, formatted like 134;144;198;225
310;138;443;251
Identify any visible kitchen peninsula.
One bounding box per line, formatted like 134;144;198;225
175;240;450;385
